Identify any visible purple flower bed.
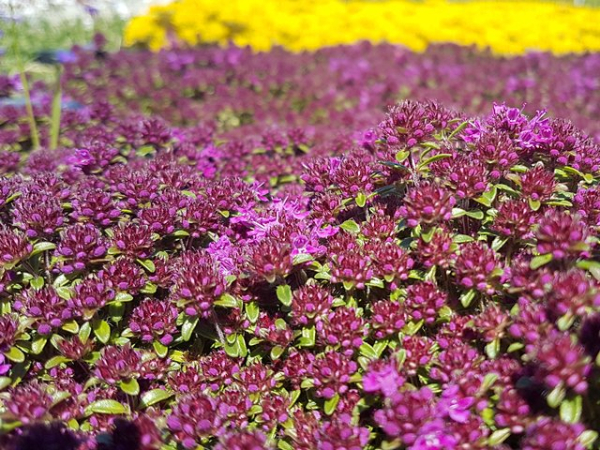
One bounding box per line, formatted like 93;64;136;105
1;41;600;449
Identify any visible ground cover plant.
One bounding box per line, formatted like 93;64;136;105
1;41;600;449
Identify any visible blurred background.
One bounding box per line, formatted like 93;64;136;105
2;0;600;73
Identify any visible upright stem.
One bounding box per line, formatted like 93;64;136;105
18;68;40;150
50;65;63;150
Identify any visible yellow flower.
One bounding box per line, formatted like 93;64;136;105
124;0;600;55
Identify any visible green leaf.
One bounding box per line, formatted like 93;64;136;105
395;150;409;163
56;286;72;300
214;293;238;308
4;346;25;363
373;341;388;357
528;198;541;211
246;301;260;323
379;161;408;171
487;429;511;446
237;334;248;358
140;282;158;294
402;320;424;336
460;289;477;308
507;342;524;353
276;284;293;307
491;236;508;251
340;219;360;234
93;319;111;344
480;373;498;392
61;320;79;334
109;303;126;322
0;376;11;391
547;384;566;408
420;226;436;243
79;321;92;344
418;153;452;170
355;192;367;208
140;389;173;408
366;277;384;289
45;355;70;369
557;313;575;331
181;316;198;342
31;241;56;256
562;166;585;179
153;341;168;358
465;210;484;220
270;345;285;360
51;391;72;407
30;276;45;290
447;120;470;140
300;378;314;389
119;378;140;396
31;336;47;355
224;336;240;357
530;253;553;270
451;207;467;218
453;234;475;244
560;395;582;424
324;393;340;415
278;441;295;450
485;338;500;359
114;292;134;303
578;430;598;448
359;343;377;359
85;399;128;415
137;258;155;273
172;229;190;238
299;326;316;347
293;253;313;265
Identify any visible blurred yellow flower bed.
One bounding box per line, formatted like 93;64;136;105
124;0;600;54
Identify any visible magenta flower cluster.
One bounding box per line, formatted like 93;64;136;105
0;39;600;450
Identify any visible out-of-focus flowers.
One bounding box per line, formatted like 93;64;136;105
125;0;600;54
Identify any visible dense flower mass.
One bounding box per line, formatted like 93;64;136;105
124;0;600;54
1;39;600;450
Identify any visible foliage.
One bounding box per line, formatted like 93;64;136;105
1;42;600;449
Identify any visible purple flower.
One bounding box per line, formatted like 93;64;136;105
535;210;591;260
171;251;226;318
317;307;366;355
363;359;405;398
14;286;72;335
70;187;121;226
411;419;458;450
68;275;114;319
110;222;154;259
522;418;586;450
455;242;502;295
214;430;270;450
310;351;358;400
129;298;178;345
94;344;141;385
55;223;107;273
375;387;436;444
400;183;456;228
3;381;52;424
0;226;32;269
11;192;64;238
167;392;221;449
529;331;591;394
316;414;371;450
436;385;474;423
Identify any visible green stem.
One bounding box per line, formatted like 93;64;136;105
50;65;63;150
18;68;40;150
